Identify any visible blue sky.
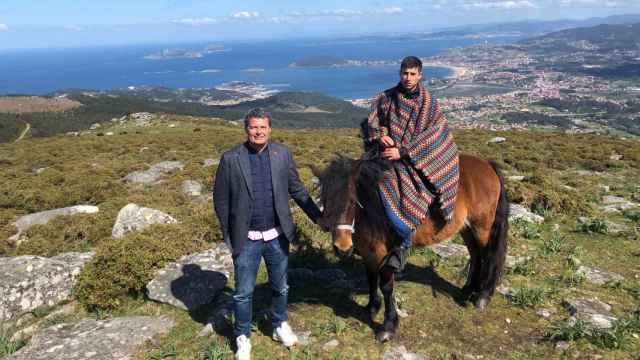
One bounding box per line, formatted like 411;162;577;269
1;0;639;49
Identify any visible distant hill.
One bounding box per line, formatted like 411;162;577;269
429;14;640;39
520;23;640;52
0;90;367;143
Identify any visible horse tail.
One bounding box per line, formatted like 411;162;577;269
481;160;509;295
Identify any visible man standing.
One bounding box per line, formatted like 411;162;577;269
366;56;460;272
214;108;322;360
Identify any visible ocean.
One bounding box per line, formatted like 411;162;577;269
0;36;519;100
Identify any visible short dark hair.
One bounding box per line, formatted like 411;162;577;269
244;108;272;128
400;56;422;72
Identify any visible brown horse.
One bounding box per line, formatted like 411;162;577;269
313;152;509;342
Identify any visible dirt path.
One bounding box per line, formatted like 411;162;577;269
15;122;31;142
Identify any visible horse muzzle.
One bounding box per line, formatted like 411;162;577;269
333;244;354;258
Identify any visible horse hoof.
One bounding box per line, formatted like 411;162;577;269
375;331;394;343
474;297;490;310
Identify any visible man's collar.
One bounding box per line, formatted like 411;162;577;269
245;141;269;154
396;82;421;99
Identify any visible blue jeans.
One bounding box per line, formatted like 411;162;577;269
381;194;414;249
232;235;289;338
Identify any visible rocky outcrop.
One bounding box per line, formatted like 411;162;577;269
577;266;624;285
0;252;94;321
7;316;174;360
130;112;155;127
600;195;638;213
382;345;428;360
111;203;178;238
202;158;220;167
509;204;544;224
123;161;184;184
181;180;203;197
563;297;617;329
487;136;506;144
8;205;99;244
432;242;468;258
146;244;233;311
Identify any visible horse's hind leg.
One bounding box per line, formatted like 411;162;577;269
461;228;482;300
365;263;382;317
375;266;399;343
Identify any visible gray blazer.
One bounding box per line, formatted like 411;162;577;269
213;142;321;256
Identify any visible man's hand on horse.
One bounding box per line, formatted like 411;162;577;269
380;135;395;147
382;147;401;161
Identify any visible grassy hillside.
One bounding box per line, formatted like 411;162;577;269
0;91;368;143
0;115;639;359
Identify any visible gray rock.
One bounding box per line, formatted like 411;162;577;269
123;161;184;184
487;137;506;144
563;298;617;329
130;112;154;126
577;266;624;285
609;154;623;161
0;252;94;321
89;123;101;130
575;170;599;176
598;184;610;192
382;345;429;360
507;175;525;182
505;255;532;270
496;286;513;299
8;205;99;244
322;339;340;350
32;167;48;174
314;268;347;283
111;203;178;238
555;341;570;350
146;244;232;311
509;204;544;224
297;330;312;346
537;309;553;318
202;158;220;167
431;242;468;258
6;316;174;360
600;195;638;213
181;180;203;197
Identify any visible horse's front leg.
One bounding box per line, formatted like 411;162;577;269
365;262;382;317
376;266;399;342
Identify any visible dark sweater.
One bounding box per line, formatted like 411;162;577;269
247;143;279;231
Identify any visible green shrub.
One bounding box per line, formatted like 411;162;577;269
16;212;114;257
576;217;609;234
74;223;214;310
509;285;547;308
200;339;231;360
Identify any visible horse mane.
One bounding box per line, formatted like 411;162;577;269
319;148;392;236
318;154;355;228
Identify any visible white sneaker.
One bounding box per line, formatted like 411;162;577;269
235;335;251;360
272;321;299;347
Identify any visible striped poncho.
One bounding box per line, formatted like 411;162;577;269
367;83;459;228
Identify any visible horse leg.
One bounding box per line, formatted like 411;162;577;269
471;177;509;310
461;228;482;301
376;266;399;342
365;262;382;317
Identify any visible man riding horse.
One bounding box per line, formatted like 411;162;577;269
366;56;460;272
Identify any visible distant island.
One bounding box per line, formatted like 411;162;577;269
144;44;229;60
290;56;396;68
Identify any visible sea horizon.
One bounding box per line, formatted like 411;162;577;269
0;36;520;100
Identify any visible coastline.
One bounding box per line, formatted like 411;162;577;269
422;61;472;79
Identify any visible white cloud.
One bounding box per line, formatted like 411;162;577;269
559;0;634;6
172;17;219;25
382;7;404;14
231;11;260;19
462;1;536;10
0;23;8;32
64;25;84;32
